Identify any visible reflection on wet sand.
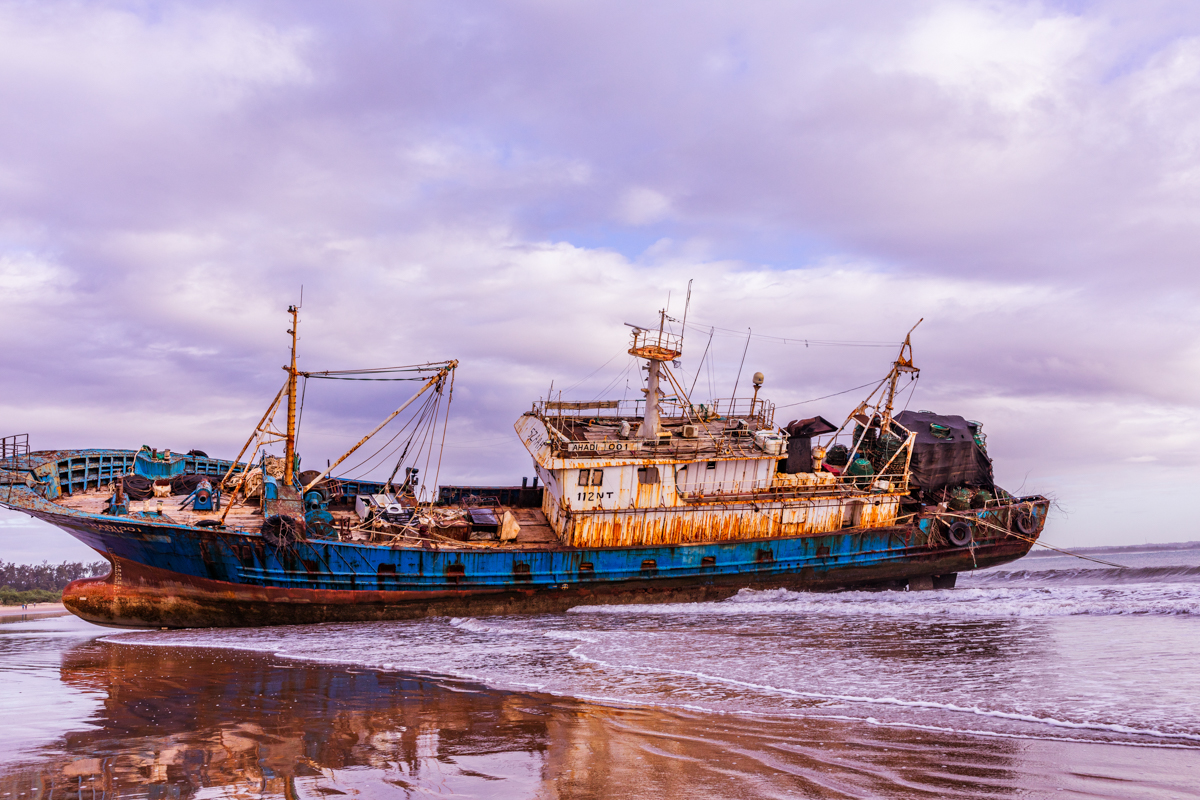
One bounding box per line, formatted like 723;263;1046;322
2;639;1197;800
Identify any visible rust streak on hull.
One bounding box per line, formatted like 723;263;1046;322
65;536;1033;629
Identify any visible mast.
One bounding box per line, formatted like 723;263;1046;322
881;318;922;430
284;304;299;487
629;309;683;439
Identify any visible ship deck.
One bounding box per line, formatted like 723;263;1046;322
54;487;563;550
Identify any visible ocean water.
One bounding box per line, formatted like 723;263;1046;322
4;545;1200;798
113;547;1200;749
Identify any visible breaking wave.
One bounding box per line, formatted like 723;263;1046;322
966;564;1200;586
569;582;1200;617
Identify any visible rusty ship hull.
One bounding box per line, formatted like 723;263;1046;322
60;531;1035;629
0;447;1046;629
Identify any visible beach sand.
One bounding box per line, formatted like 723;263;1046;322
1;621;1196;800
0;602;65;623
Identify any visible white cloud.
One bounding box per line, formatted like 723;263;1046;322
617;187;673;225
4;0;1200;553
891;3;1091;113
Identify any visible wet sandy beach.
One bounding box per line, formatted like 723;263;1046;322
2;613;1197;800
0;603;65;624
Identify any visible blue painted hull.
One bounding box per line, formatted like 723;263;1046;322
1;449;1048;629
20;491;1045;629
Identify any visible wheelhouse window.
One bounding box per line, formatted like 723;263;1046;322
637;466;660;485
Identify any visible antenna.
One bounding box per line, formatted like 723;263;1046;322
680;279;692;348
730;327;751;406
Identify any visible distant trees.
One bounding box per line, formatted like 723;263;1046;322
0;560;109;592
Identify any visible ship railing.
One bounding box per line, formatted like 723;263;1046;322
534;397;773;426
0;433;29;470
536;399;645;418
535;397;712;422
707;398;775;427
629;327;683;361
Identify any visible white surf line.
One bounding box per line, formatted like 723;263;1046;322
562;644;1200;744
804;713;1200;750
102;629;1200;749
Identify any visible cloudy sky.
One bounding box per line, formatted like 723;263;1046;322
4;0;1200;561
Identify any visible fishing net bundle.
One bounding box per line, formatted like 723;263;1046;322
262;514;304;546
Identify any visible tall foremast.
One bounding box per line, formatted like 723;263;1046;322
284;304;300;487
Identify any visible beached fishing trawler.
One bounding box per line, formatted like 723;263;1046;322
0;307;1048;629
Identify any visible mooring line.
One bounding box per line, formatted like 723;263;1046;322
934;510;1128;569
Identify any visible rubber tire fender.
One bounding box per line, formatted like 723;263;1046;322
1014;506;1036;536
947;520;973;547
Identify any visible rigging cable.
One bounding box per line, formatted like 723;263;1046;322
340;391;440;479
562;352;621;395
428;369;456;509
415;382;447;501
294;375;308;455
899;373;920;413
683;320;899;348
775;379;884;410
596;358;637;400
348;391;441;481
688;326;716;399
731;328;751;403
939;512;1128;569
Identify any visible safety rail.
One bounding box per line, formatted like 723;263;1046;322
537;399;645;418
534;396;773;425
629;326;683;360
1;434;29;469
707;398;775;427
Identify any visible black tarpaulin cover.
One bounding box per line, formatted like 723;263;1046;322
894;410;993;496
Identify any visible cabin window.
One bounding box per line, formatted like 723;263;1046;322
701;556;716;567
578;469;604;486
637;466;660;485
706;461;717;470
641;559;658;571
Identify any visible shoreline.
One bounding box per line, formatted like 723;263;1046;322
0;601;66;624
2;635;1197;799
